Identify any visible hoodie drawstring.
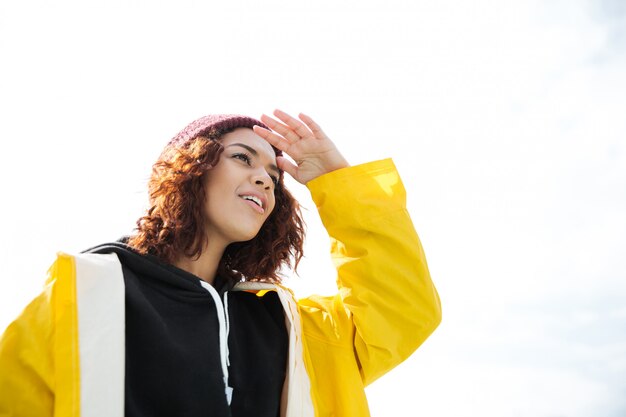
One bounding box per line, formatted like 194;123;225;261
199;280;233;405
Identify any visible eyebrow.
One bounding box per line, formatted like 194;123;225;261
226;143;280;174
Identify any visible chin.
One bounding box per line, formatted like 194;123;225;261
232;228;263;243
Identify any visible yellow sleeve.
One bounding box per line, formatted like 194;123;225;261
0;253;80;417
0;282;55;416
302;158;442;386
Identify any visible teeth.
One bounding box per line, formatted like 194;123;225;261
242;195;263;208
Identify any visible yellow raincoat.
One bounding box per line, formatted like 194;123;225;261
0;159;441;416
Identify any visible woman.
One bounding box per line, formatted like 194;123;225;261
0;110;441;416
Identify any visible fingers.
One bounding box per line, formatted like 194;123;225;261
253;127;299;180
260;114;300;143
252;125;290;152
298;113;327;139
272;109;313;140
271;110;328;141
276;156;298;180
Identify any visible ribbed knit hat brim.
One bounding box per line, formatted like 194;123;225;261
169;114;271;147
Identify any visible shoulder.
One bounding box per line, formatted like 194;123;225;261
46;252;125;314
47;251;123;283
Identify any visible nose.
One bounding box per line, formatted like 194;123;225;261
252;171;272;189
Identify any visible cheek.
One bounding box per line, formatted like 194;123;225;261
267;193;278;216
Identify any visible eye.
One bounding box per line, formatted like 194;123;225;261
233;152;251;165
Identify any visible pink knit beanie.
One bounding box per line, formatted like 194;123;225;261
168;114;280;155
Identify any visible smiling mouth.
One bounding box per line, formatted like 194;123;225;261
239;195;265;214
240;195;263;208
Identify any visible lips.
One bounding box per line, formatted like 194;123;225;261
241;195;263;208
239;193;266;214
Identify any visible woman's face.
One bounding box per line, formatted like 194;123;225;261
202;127;280;247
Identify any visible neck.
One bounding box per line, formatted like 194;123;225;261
174;242;226;285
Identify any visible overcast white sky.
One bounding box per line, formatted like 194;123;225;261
1;0;625;416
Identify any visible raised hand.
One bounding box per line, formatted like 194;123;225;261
253;109;350;184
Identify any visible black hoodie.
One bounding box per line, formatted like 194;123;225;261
85;241;288;417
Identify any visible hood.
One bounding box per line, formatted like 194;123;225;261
82;238;234;295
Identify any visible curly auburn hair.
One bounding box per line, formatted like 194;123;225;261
127;128;305;283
